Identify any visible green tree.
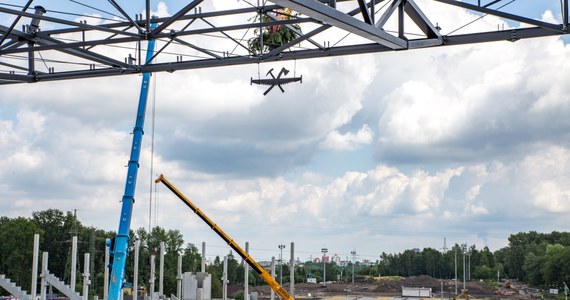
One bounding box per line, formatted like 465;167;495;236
0;217;43;291
541;244;565;285
523;252;545;286
473;265;494;280
32;209;76;280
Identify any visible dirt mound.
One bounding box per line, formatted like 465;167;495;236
249;275;497;298
372;275;442;293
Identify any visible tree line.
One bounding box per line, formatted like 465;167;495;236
1;209;569;299
0;209;247;298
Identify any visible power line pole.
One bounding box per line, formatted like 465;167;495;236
321;248;328;286
351;250;356;284
468;251;471;281
454;248;457;295
278;244;285;286
462;243;466;291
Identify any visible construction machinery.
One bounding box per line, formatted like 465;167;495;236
154;174;294;300
107;20;158;300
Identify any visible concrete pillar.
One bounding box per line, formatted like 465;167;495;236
160;242;165;296
222;256;228;300
83;253;90;300
134;240;140;300
201;242;206;273
182;272;211;300
40;252;48;300
244;242;249;300
104;245;110;300
177;255;182;300
31;234;40;299
270;257;275;300
289;242;295;298
71;236;78;292
150;255;156;300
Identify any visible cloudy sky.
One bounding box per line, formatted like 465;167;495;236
1;0;570;263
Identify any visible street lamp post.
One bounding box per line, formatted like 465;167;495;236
351;250;356;284
278;244;285;286
462;244;466;291
321;248;328;286
468;251;471;281
454;248;457;295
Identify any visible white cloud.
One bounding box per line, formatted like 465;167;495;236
1;0;569;259
374;35;570;163
320;124;374;150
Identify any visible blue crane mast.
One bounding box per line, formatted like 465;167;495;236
107;21;157;300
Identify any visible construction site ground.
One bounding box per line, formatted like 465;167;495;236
249;275;533;300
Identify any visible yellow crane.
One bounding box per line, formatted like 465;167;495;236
154;174;294;300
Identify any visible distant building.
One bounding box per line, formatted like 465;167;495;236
338;260;350;267
331;254;341;264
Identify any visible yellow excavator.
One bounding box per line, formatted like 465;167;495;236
154;175;294;300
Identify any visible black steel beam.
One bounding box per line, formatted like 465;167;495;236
0;6;140;38
149;0;204;37
357;0;373;24
434;0;565;32
0;0;34;46
12;26;558;85
270;0;407;49
107;0;144;34
443;27;562;45
404;0;442;39
376;0;401;28
0;1;568;84
482;0;503;8
38;5;283;36
0;18;315;55
36;36;129;68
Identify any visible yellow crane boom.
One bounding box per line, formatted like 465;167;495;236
154;174;294;300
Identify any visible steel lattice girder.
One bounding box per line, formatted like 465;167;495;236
0;0;567;84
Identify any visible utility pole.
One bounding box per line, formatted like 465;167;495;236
270;257;276;300
290;242;295;298
454;248;457;295
278;244;285;286
462;244;466;291
351;250;356;284
245;242;249;300
468;251;471;281
321;248;328;286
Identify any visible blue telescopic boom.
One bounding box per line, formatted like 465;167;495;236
108;22;157;300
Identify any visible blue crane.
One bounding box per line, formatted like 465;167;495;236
107;22;157;300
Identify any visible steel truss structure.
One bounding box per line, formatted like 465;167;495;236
0;0;568;85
